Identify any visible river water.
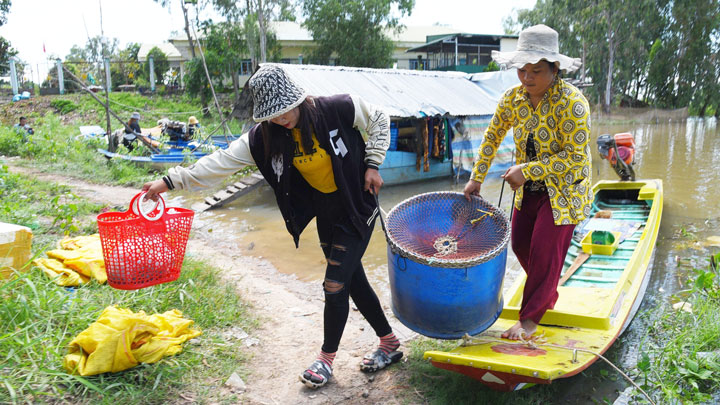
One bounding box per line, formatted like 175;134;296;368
176;116;720;401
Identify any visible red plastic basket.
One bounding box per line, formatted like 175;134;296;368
97;192;194;290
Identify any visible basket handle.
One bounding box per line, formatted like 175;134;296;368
131;192;166;222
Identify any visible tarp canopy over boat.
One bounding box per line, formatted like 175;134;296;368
231;63;521;179
240;63;505;119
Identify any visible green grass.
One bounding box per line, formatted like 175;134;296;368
0;164;104;248
43;92;246;136
49;99;79;115
0;114;157;187
0;257;257;405
1;93;250;189
634;252;720;403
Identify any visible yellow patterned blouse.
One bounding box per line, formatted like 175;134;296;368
471;78;593;225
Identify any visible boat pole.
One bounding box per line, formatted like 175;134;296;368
62;66;160;154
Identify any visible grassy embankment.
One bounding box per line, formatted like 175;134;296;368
1;94;258;404
634;246;720;403
0;92;247;187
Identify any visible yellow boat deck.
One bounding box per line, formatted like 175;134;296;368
424;180;663;390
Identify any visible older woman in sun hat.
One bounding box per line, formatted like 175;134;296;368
463;24;592;341
141;64;403;389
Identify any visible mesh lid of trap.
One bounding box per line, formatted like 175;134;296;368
385;191;510;268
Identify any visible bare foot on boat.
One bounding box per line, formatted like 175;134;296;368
501;319;538;340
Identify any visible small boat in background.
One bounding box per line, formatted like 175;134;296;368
97;134;239;171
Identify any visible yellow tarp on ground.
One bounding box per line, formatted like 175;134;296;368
63;306;202;376
33;234;107;286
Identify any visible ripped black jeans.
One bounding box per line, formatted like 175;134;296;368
313;190;392;354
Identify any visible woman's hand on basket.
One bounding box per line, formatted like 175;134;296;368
364;168;384;195
463;180;482;201
142;179;169;202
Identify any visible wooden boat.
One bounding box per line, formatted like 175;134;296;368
423;179;663;391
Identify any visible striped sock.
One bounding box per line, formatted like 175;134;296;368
318;351;336;368
378;332;400;355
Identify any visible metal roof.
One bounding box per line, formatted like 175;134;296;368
138;42;183;62
406;33;516;53
271;63;499;118
470;69;521;101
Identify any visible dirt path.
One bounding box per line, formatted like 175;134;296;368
5;160;416;404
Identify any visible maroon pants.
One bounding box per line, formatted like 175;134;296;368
511;192;575;324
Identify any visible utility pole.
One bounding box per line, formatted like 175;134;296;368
149;56;156;92
57;59;65;95
9;58;18;95
104;58;112;136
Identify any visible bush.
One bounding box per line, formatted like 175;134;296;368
50;99;79;114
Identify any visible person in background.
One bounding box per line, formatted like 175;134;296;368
14;116;34;138
141;64;402;389
186;116;199;139
122;112;142;150
463;24;592;341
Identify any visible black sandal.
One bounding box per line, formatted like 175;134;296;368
360;348;403;373
299;360;332;389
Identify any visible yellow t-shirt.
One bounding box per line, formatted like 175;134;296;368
291;129;337;193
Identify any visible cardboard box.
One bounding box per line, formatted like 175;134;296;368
0;222;33;279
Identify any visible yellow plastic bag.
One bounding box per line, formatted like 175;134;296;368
35;234;107;285
32;258;90;286
63;306;202;376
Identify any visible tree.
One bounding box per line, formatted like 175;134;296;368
183;20;280;101
109;43;142;87
0;0;16;76
42;63;83;92
511;0;667;112
212;0;294;70
154;0;210;114
145;47;169;85
203;21;248;100
0;36;17;76
64;35;120;89
66;35;119;64
0;0;10;26
301;0;415;68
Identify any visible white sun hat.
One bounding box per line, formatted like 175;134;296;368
491;24;582;73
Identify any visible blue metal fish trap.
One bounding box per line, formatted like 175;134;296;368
384;191;510;339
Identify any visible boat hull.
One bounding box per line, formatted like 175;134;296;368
423;179;664;390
